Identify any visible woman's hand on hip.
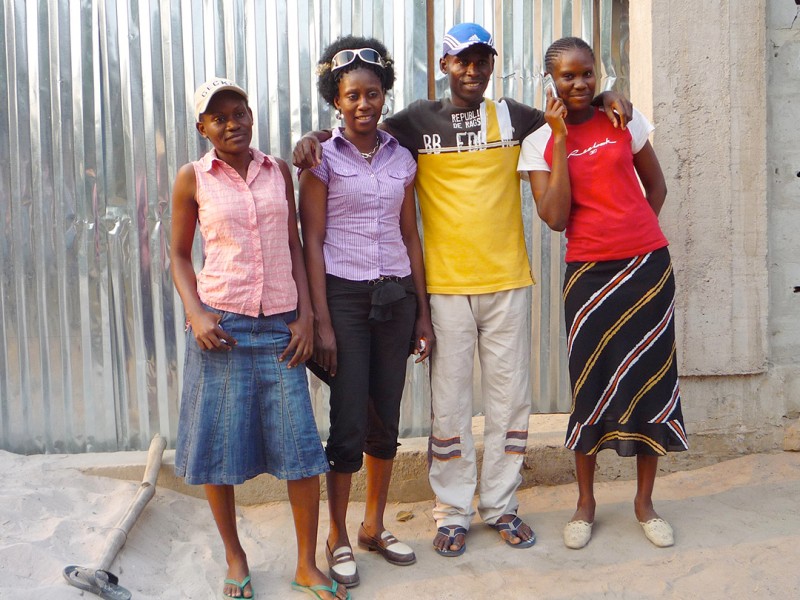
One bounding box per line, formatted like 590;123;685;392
281;314;314;368
190;309;237;351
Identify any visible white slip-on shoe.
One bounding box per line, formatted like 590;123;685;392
563;520;593;549
639;518;674;548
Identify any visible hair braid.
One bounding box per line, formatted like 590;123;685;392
544;36;594;73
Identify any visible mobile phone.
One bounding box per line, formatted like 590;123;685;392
409;337;427;354
542;73;558;99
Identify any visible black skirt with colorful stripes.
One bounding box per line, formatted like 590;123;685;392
562;247;688;457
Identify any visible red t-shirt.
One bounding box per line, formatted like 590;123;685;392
520;108;667;263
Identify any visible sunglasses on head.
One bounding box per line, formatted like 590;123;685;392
331;48;386;72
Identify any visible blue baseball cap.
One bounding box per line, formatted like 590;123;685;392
442;23;497;58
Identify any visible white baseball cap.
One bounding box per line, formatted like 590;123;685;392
194;78;248;121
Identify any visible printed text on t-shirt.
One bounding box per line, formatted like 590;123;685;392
568;137;617;158
422;130;487;153
451;109;481;129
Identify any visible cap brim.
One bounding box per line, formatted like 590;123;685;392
443;41;497;58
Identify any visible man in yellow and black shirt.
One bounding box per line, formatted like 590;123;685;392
384;23;542;556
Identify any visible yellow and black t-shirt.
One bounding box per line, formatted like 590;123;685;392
385;97;545;294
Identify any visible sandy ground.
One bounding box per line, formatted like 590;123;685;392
1;450;799;599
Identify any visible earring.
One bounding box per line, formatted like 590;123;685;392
334;109;342;120
381;105;389;116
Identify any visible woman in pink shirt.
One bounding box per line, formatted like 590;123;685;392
171;79;348;600
299;37;433;589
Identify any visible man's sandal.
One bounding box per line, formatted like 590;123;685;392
491;515;536;549
433;525;467;557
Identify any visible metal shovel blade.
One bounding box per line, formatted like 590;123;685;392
63;565;132;600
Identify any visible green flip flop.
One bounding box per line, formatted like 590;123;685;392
223;574;253;599
291;579;351;600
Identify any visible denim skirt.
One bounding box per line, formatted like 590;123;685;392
175;307;329;485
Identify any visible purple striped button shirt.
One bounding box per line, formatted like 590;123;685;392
307;128;417;281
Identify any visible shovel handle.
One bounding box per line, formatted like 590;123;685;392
96;434;167;571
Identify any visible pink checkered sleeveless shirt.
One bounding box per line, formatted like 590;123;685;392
193;148;297;318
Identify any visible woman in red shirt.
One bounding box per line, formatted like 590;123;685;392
519;38;688;551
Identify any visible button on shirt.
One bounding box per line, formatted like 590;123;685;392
193;148;297;318
307;128;417;281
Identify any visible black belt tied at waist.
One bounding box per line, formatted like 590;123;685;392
367;275;414;324
366;275;403;286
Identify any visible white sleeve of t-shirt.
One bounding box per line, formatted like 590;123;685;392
628;108;655;154
517;108;654;182
517;123;553;181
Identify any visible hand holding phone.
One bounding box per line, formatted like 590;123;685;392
542;73;567;136
542;73;558;99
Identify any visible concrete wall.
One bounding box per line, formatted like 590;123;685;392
630;0;800;454
767;1;800;418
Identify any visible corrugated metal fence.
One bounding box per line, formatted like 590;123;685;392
0;0;628;453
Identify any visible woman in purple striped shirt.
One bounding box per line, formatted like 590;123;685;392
299;36;434;589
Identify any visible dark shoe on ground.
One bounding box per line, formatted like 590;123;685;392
433;525;468;557
325;542;359;587
491;514;536;549
357;524;416;566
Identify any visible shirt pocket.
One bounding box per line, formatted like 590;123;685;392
383;169;410;216
330;162;359;178
387;167;412;187
329;163;372;216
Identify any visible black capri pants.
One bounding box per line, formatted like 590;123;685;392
317;274;417;473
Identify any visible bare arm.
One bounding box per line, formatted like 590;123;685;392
277;159;314;368
170;163;236;350
292;130;332;169
297;169;338;376
592;90;633;130
632;141;668;216
398;181;434;363
528;91;572;232
293;121;398;169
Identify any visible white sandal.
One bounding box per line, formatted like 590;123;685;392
563;520;593;549
639;518;674;547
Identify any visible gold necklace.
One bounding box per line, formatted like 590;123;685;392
359;138;381;159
